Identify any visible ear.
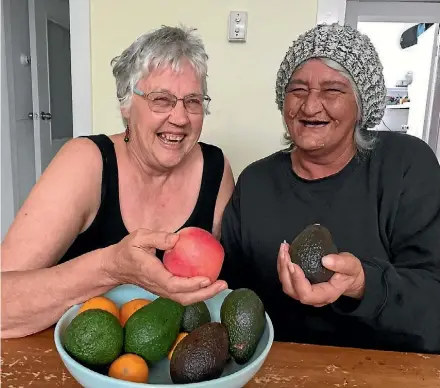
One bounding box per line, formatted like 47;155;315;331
121;104;130;120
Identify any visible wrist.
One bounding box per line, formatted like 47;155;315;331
98;245;120;288
343;270;366;299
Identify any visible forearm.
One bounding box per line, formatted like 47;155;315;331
1;247;117;338
334;258;440;352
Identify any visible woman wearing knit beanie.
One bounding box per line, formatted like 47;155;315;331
220;23;440;354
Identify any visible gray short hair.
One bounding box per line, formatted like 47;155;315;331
282;57;376;152
111;25;209;114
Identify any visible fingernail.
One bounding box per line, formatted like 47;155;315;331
200;279;211;287
289;263;295;274
166;233;178;243
322;256;333;267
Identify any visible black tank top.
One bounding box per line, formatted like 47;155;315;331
59;135;225;264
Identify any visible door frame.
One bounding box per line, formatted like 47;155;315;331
2;0;20;219
69;0;92;138
345;0;440;159
2;0;91;235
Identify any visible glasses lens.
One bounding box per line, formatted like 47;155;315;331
184;95;209;114
146;92;210;114
147;92;175;112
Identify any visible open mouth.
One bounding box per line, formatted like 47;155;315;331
157;132;186;144
299;120;330;128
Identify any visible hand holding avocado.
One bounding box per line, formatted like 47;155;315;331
277;224;365;307
104;229;227;306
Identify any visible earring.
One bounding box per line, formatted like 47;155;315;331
124;124;130;143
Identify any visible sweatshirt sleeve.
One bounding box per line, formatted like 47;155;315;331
219;176;253;291
333;140;440;353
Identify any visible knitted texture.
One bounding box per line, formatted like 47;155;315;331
275;23;387;130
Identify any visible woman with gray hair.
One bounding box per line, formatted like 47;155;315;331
2;25;233;338
220;23;440;353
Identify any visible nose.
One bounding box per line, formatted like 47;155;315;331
168;100;190;126
300;90;323;116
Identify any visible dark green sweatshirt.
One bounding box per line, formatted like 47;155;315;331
220;131;440;354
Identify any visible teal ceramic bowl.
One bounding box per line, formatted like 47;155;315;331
54;284;274;388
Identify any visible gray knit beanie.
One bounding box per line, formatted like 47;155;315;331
276;23;387;130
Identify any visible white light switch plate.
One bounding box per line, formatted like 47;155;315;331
228;11;247;42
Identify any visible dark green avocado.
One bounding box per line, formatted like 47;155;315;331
220;288;266;365
124;297;184;363
170;322;229;384
289;223;337;284
181;301;211;332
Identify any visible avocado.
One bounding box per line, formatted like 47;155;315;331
289;223;337;284
63;309;123;367
124;297;184;363
181;301;211;332
170;322;229;384
220;288;266;365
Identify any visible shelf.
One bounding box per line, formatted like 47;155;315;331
386;102;410;109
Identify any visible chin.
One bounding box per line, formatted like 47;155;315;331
154;143;193;169
155;151;186;169
292;138;325;151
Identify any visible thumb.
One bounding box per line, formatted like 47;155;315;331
322;253;360;276
136;230;179;251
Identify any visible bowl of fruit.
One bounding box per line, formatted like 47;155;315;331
54;284;274;387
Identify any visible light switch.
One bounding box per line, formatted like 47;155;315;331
228;11;247;42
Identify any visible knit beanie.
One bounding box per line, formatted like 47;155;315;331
275;23;387;130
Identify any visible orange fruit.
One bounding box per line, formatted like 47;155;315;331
77;296;119;320
108;353;149;383
119;298;151;327
168;332;188;360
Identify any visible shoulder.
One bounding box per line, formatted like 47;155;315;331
373;131;439;171
199;142;226;173
53;135;106;169
239;149;289;183
197;141;234;189
372;132;440;201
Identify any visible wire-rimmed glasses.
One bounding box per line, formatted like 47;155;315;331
133;88;211;115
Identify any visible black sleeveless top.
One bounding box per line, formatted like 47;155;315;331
59;135;225;264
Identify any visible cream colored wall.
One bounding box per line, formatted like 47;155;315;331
90;0;318;178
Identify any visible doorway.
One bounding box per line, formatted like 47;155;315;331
345;0;440;157
3;0;73;214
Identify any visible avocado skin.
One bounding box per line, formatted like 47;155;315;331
170;322;229;384
63;309;123;367
124;297;184;363
220;288;266;365
181;301;211;332
289;224;337;284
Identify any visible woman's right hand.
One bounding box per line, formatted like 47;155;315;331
103;229;227;305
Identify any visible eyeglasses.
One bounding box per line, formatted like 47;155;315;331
133;88;211;115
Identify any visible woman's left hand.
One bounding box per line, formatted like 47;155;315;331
277;242;366;307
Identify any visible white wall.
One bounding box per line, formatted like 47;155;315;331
406;24;437;139
350;1;440;23
358;22;418;88
89;0;318;179
358;22;436;138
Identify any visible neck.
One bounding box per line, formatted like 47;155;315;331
125;139;173;187
292;140;356;180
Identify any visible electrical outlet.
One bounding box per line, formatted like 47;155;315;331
401;124;409;131
228;11;247;42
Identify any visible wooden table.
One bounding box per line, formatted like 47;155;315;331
2;328;439;387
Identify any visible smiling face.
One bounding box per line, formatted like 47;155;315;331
123;59;205;170
283;59;359;154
